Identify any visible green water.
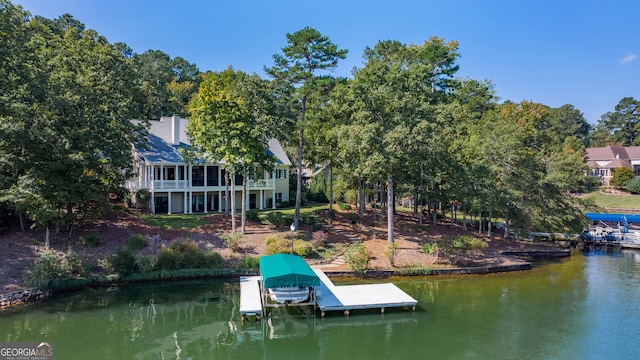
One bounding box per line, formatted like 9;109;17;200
1;249;639;360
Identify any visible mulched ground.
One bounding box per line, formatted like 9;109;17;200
0;206;563;293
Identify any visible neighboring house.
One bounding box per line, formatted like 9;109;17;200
126;115;291;214
586;145;640;185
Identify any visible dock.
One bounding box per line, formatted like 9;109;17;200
239;268;417;320
313;269;417;316
239;276;262;322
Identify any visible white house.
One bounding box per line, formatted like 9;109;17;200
126;115;291;214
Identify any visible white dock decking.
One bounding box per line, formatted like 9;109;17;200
239;276;262;317
239;270;418;319
313;269;417;315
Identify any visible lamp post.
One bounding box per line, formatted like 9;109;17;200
290;223;296;254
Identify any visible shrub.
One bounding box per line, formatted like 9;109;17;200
344;189;357;205
422;242;437;255
134;189;151;209
241;256;260;269
293;240;314;257
384;243;399;267
135;255;157;273
246;210;260;221
80;233;101;247
264;212;285;227
344;242;371;273
265;236;292;255
157;248;182;270
311;230;329;248
128;234;148;250
219;231;243;251
345;213;358;223
627;177;640;194
109;248;138;276
24;250;84;289
338;202;351;210
610;167;634;189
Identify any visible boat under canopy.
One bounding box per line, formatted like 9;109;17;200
259;254;320;289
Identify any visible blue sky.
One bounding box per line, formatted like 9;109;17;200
13;0;640;124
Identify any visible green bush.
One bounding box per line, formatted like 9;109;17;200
157;248;182;270
265;236;292;255
611;167;635;189
157;241;223;270
627;177;640;194
264;212;285;227
109;248;138;276
384;242;399;267
135;255;157;273
293;240;314;257
344;189;357;205
241;256;260;269
80;233;101;247
338;202;351;210
246;210;260;221
344;242;371;273
24;250;85;289
422;242;437;254
219;231;243;251
128;234;148;250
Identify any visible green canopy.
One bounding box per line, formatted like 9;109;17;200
259;254;320;289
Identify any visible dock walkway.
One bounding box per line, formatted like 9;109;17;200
239;276;262;320
313;269;417;316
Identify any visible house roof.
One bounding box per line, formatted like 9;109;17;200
133;116;291;165
586;145;640;162
259;254;320;289
604;158;631;168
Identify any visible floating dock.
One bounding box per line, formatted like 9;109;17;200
239;269;417;320
313;269;417;316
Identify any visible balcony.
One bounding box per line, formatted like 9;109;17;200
126;180;189;192
248;179;275;188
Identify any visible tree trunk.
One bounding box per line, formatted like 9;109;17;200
241;172;247;235
413;188;418;217
373;183;378;222
19;211;25;231
231;169;236;234
478;210;483;234
462;203;467;231
294;97;306;230
329;160;334;213
358;176;364;220
45;226;50;249
504;212;509;238
380;184;385;217
432;202;437;226
224;172;230;217
487;200;493;237
387;171;394;244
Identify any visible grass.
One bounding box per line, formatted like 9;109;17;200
138;213;207;230
582;191;640;210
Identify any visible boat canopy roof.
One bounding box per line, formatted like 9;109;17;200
586;212;640;223
259;254;320;289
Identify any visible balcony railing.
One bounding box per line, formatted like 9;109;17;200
126;178;275;192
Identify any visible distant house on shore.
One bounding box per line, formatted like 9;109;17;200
126;115;291;214
586;145;640;185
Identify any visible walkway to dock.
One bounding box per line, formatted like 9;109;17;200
239;276;262;321
313;269;417;316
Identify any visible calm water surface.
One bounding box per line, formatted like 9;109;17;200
1;249;639;360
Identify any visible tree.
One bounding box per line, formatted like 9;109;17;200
593;97;640;146
266;27;347;230
335;37;461;243
0;7;143;243
188;67;275;234
610;167;634;189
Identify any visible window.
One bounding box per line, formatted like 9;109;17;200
207;166;218;186
275;169;287;179
192;167;204;186
275;193;283;203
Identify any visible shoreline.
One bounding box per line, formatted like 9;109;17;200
0;248;569;310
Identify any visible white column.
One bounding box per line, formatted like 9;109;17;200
218;190;222;212
260;190;263;210
218;166;222;187
188;190;193;214
151;190;155;213
204;165;207;187
246;189;250;210
160;164;164;188
272;189;276;209
168;192;172;214
175;165;178;188
204;191;208;213
184;191;187;214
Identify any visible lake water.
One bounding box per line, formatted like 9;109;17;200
1;249;639;360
